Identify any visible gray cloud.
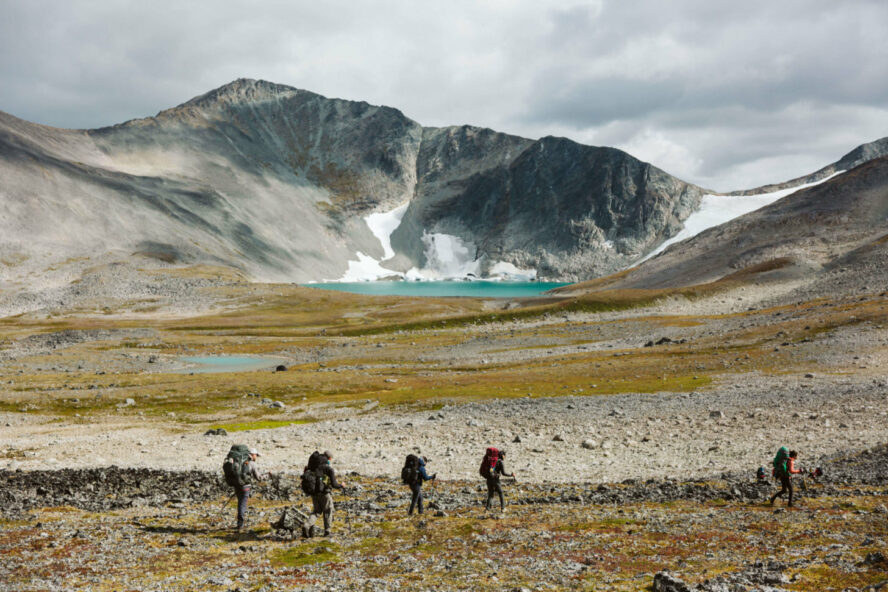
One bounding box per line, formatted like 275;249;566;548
1;0;886;190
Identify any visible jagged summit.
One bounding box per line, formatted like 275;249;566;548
178;78;315;110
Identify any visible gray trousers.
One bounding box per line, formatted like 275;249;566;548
408;483;423;515
235;485;251;526
306;491;333;532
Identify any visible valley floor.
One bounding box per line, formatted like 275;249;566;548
1;272;887;590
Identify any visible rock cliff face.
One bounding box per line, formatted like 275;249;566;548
394;134;703;279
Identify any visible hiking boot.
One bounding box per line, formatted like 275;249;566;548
323;530;331;537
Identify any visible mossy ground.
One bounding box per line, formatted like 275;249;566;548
1;478;885;591
2;286;885;428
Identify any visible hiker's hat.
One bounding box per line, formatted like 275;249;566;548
248;447;260;456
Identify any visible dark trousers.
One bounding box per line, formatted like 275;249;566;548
235;485;251;527
485;478;504;510
770;472;793;506
408;483;423;515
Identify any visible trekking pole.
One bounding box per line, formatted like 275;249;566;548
218;492;236;515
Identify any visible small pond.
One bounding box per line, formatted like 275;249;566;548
176;356;287;374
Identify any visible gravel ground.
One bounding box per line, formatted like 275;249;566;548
3;370;886;485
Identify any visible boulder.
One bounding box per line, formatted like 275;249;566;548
653;572;692;592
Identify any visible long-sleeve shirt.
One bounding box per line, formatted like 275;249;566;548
491;459;513;480
318;462;342;491
414;461;432;486
244;460;262;481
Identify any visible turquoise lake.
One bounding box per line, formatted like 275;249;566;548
176;356;286;374
302;281;571;298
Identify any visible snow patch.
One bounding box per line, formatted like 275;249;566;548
488;261;537;281
365;203;408;260
416;232;480;279
642;171;845;262
333;203;408;281
334;203;539;282
339;252;400;282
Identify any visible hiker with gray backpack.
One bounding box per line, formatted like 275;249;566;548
300;450;345;538
222;445;265;530
401;454;436;515
480;447;516;511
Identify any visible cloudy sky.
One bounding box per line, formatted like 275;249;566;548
2;0;887;191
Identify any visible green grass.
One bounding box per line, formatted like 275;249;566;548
208;419;313;432
270;541;341;567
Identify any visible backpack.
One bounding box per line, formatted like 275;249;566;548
307;450;324;471
402;454;420;485
223;444;252;487
756;466;766;481
772;446;789;476
301;451;326;496
479;447;499;479
301;467;322;496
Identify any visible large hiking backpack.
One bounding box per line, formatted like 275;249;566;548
402;454;420;485
307;450;324;471
301;451;326;496
223;444;252;487
479;447;499;479
301;467;322;496
772;446;789;476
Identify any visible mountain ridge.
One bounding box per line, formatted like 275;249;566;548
0;78;707;285
1;78;885;297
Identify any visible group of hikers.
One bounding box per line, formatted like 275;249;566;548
224;443;816;533
222;445;515;535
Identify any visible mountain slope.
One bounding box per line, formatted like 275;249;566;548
729;136;888;196
0;79;705;285
590;155;888;295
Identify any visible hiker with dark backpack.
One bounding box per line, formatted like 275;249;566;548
480;447;515;511
769;447;802;507
300;450;344;538
402;454;436;516
222;445;264;530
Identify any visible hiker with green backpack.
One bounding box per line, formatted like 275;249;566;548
769;447;802;507
222;445;265;530
401;454;436;515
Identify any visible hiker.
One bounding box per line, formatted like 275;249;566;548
222;445;264;530
770;448;802;507
301;450;345;538
480;447;516;511
402;455;436;515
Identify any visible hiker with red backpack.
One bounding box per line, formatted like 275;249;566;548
480;447;515;511
222;445;265;530
769;447;803;507
402;455;437;515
